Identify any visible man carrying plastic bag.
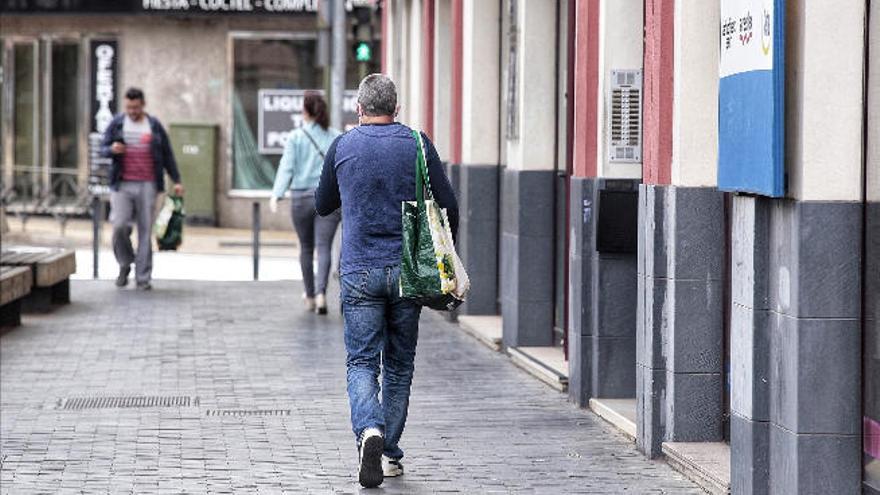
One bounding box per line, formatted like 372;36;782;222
315;74;460;488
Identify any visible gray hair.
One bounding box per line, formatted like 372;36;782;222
357;74;397;117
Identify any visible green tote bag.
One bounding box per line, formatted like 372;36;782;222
399;131;470;311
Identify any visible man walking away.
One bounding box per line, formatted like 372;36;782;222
316;74;458;488
101;87;184;290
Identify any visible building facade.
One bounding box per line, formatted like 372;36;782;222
0;1;381;229
383;1;878;493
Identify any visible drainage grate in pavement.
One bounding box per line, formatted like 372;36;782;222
205;409;291;417
59;396;199;410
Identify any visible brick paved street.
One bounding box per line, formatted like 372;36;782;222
1;280;702;494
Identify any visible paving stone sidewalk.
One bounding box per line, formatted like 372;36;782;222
0;280;702;494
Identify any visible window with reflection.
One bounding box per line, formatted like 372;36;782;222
50;42;81;200
231;37;319;191
12;42;37;201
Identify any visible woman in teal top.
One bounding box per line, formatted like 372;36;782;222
270;92;341;314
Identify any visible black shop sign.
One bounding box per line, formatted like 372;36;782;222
90;39;117;134
258;89;358;154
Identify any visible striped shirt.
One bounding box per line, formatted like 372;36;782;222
121;115;155;182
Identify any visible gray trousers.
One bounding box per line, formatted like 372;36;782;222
110;181;157;284
291;190;341;297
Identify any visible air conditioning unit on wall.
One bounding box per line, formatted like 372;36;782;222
608;70;643;164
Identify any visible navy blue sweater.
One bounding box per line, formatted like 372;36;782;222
99;113;181;192
315;123;459;275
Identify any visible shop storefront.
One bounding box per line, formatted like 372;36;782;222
0;0;381;228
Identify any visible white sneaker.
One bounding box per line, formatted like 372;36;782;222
382;455;403;477
303;294;316;311
358;428;384;488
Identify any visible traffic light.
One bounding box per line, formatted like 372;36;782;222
354;41;372;63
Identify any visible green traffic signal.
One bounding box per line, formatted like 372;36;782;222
355;42;372;63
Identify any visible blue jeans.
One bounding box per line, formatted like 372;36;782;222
341;265;422;460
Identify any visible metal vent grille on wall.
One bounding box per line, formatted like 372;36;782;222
608;70;642;163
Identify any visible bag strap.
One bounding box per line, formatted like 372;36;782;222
412;130;434;205
301;126;326;160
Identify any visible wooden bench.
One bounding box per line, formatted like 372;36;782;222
0;266;33;328
0;247;76;312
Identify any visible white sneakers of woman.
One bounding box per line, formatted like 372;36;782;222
303;294;316;311
315;293;328;315
382;455;403;477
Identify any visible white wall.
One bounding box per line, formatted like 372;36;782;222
671;0;719;188
432;0;453;160
786;0;866;202
402;0;424;129
461;0;501;165
388;0;407;118
505;0;557;171
869;0;880;202
405;0;425;129
596;0;643;179
383;0;396;84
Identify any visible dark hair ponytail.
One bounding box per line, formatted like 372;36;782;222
303;92;330;130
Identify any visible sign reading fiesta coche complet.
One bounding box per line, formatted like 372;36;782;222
142;0;318;13
0;0;376;14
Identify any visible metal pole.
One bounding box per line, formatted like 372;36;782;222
317;0;332;95
92;196;101;280
252;201;261;281
330;0;348;130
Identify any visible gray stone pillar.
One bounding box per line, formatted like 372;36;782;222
663;187;725;444
731;197;864;495
568;177;596;406
730;195;771;495
569;177;639;407
458;164;499;315
636;184;668;457
636;185;725;458
444;162;460;199
500;168;555;347
765;201;862;495
866;202;880;495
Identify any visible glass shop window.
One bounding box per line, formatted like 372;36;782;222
50;42;81;199
3;39;82;205
12;42;38;201
231;36;319;191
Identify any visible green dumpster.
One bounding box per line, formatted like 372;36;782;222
169;123;217;225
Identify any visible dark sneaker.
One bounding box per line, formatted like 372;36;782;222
136;282;152;291
382;455;403;477
115;266;131;287
358;428;384;488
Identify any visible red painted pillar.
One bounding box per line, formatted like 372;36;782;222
422;0;435;138
450;0;463;164
572;0;600;178
642;0;674;185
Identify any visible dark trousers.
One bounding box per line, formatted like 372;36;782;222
290;190;341;297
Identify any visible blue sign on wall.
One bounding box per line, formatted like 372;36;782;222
718;0;785;197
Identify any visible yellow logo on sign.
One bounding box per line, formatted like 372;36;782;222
761;8;772;55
